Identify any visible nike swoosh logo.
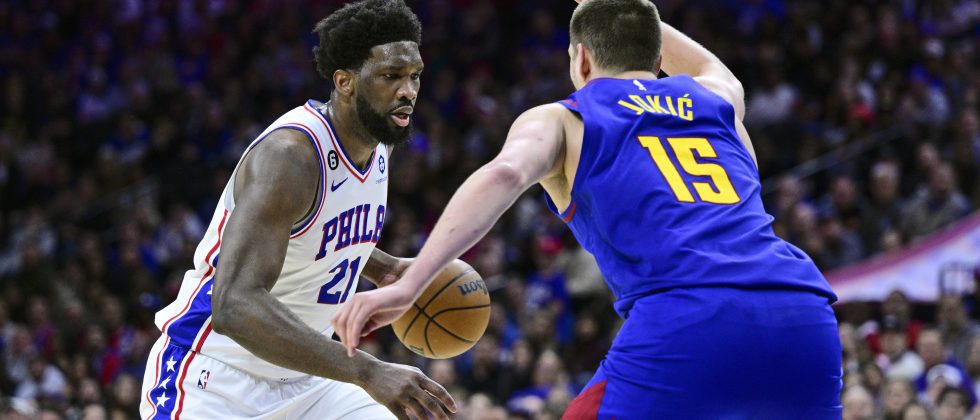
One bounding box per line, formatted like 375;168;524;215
330;178;348;192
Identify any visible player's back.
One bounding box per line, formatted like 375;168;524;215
551;75;835;317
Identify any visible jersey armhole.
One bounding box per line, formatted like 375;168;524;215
281;126;327;238
556;97;591;190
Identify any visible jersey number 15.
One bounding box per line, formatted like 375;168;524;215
638;136;741;204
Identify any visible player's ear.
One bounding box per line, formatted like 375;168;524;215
575;43;592;82
654;54;663;76
333;69;355;98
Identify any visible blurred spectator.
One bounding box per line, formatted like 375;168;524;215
938;296;980;365
859;161;905;254
460;334;511;405
842;384;875;420
563;312;610;388
507;339;536;394
426;360;457;391
914;328;975;405
935;386;971;420
868;290;925;355
559;239;608;312
13;357;66;403
880;378;916;420
818;175;866;231
816;214;864;271
465;393;508;420
746;68;798;126
524;234;573;345
506;350;573;418
900;162;971;242
878;316;925;381
900;402;931;420
967;336;980;400
861;362;886;397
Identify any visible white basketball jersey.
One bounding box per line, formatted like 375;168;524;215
153;100;390;380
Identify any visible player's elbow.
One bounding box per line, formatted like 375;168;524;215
211;291;249;336
729;78;745;103
482;160;529;192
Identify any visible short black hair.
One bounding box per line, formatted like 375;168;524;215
570;0;662;74
937;386;969;407
312;0;422;80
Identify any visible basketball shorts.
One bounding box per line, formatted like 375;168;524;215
139;337;395;420
564;287;843;419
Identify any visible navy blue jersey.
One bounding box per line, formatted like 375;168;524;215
547;75;836;318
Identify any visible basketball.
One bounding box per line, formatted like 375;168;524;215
391;260;491;359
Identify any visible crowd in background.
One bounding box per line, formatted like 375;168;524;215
0;0;978;418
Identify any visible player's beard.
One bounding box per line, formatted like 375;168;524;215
356;94;412;146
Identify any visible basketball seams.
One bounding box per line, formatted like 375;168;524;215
427;304;490;319
422;315;474;357
420;269;476;308
398;303;427;342
398;269;477;341
415;304;490;341
425;305;491;357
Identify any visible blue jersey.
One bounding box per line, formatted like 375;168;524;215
548;75;836;318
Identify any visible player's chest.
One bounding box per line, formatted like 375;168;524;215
289;164;388;255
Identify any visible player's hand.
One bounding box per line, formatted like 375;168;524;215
332;282;416;357
376;257;413;288
360;361;457;420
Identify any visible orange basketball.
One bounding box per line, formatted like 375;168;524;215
391;260;490;359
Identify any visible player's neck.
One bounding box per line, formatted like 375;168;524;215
591;70;659;82
324;101;379;169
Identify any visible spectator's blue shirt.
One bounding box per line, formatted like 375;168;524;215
548;75;837;318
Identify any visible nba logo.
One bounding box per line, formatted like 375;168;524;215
197;370;211;390
379;155;386;173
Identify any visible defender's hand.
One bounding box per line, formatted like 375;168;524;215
332;283;416;357
376;257;413;288
360;361;457;420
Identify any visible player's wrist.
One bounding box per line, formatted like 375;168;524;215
350;353;381;388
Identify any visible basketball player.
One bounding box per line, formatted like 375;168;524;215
139;1;456;419
333;0;843;417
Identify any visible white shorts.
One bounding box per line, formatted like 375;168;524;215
139;336;395;419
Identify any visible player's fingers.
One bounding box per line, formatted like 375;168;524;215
344;305;366;357
415;390;450;420
332;306;355;357
330;307;347;342
361;318;379;337
386;404;410;420
335;303;355;356
400;395;427;420
418;377;457;413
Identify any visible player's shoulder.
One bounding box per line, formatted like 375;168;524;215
241;128;320;187
258;128;319;161
515;103;580;128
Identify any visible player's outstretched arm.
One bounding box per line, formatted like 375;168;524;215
658;22;746;121
332;104;567;355
211;129;454;420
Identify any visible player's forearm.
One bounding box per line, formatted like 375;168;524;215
212;291;378;385
658;22;732;80
400;162;529;296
